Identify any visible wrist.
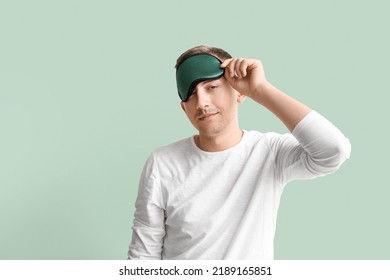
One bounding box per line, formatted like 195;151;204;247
249;81;274;102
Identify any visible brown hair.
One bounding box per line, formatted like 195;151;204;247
175;45;232;69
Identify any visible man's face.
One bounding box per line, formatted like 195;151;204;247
180;77;245;137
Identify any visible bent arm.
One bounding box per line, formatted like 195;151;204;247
249;74;351;176
222;57;350;175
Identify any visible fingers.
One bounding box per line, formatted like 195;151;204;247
220;58;251;79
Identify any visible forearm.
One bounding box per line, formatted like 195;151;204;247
250;82;311;132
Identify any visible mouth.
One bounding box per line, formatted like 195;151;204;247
197;112;219;120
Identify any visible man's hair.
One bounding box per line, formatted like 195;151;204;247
175;45;232;69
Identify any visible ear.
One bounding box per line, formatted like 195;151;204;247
237;93;246;104
180;101;186;112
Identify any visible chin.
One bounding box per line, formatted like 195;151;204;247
197;126;224;137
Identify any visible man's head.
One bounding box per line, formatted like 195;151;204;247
176;45;245;137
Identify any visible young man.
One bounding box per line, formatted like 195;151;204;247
128;45;351;260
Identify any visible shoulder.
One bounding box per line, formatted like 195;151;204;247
150;136;194;160
244;130;294;145
243;130;299;156
140;137;192;174
143;137;195;179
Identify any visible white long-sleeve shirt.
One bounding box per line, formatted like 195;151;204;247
128;111;351;259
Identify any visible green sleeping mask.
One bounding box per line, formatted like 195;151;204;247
176;53;225;102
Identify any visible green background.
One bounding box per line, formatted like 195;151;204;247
1;0;389;259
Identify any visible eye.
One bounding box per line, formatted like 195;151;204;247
208;85;218;90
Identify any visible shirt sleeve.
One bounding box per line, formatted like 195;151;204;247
128;154;166;259
268;110;351;184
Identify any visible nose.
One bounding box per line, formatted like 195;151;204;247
194;85;211;109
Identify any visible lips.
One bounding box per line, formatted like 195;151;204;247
197;112;219;120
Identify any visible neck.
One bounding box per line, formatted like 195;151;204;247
195;127;244;152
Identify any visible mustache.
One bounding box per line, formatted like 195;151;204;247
195;106;220;119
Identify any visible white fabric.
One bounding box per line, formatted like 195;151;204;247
128;111;351;260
